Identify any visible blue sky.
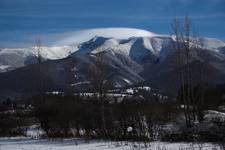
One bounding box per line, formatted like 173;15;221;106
0;0;224;47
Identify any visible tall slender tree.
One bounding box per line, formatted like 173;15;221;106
89;51;114;137
33;37;44;95
171;16;204;126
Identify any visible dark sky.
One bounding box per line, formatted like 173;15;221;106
0;0;225;47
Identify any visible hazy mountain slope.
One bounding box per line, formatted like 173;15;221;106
0;51;143;97
141;48;225;95
0;46;72;73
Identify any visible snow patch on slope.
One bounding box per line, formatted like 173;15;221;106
0;46;72;60
200;38;225;51
0;65;10;70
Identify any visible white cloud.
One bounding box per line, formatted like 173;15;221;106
51;27;157;46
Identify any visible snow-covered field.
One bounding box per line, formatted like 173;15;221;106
0;138;224;150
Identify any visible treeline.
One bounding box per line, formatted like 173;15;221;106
31;87;225;142
33;94;178;140
0;83;225;142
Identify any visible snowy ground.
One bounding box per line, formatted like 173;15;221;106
0;138;224;150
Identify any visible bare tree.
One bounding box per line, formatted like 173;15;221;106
171;16;204;126
33;37;51;97
33;37;44;95
34;37;43;64
192;36;206;122
89;51;114;137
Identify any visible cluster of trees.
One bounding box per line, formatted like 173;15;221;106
33;94;178;140
32;88;225;141
172;16;209;126
0;99;34;136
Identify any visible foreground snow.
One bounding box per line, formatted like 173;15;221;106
0;138;224;150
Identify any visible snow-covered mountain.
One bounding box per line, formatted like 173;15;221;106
0;46;72;72
0;28;225;96
1;28;224;73
0;28;157;73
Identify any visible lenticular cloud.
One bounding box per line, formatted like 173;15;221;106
55;28;157;46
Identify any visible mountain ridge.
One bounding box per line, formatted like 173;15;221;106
0;28;225;97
